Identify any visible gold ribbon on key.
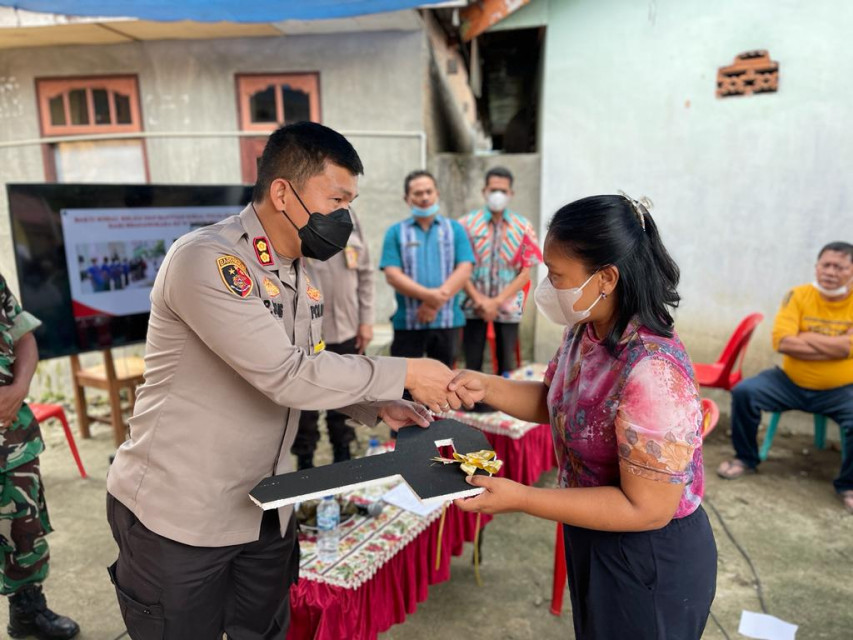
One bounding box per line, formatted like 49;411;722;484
431;450;503;476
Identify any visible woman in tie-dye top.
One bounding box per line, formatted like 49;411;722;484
450;195;716;640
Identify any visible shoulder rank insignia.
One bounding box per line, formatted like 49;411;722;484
263;277;281;298
253;237;274;266
217;255;253;298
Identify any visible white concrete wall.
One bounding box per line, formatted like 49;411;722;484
0;30;431;338
534;0;853;375
0;30;428;396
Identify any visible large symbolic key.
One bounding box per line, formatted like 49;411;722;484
249;419;493;510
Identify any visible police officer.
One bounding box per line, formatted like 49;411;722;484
0;272;79;640
293;206;374;469
106;122;461;640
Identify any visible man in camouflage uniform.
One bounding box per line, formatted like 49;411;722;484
0;272;79;639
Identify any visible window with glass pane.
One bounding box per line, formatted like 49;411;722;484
114;92;132;125
92;88;111;124
68;89;89;125
282;86;311;124
48;95;66;126
250;86;277;123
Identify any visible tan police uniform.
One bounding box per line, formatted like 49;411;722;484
305;208;374;345
107;204;406;548
294;209;375;464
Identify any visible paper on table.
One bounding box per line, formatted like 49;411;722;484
738;611;798;640
382;482;444;517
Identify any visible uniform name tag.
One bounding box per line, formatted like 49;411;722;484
345;246;359;270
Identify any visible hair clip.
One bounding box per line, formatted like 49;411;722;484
617;190;653;231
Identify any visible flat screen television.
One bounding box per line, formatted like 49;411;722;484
7;183;253;360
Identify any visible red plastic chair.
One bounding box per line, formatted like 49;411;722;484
487;281;532;374
550;523;568;615
693;313;764;391
700;398;720;439
29;403;88;479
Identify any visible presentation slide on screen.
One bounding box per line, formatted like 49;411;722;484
61;206;240;318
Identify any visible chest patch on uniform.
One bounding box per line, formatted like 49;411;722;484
262;277;281;298
305;275;322;302
216;255;253;298
253;237;274;266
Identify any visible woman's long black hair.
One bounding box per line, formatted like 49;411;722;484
547;194;681;355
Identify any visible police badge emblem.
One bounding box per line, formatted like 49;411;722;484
217;255;254;298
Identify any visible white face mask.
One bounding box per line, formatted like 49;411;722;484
486;191;510;213
812;281;849;298
534;273;603;328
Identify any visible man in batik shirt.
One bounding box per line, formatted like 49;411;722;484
460;167;541;375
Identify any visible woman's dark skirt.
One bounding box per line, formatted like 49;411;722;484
563;505;717;640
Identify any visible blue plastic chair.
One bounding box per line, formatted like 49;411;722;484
759;413;841;461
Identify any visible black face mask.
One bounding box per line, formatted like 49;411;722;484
282;186;353;261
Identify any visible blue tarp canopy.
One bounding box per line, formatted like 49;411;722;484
0;1;432;22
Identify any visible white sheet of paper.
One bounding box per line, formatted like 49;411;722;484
382;483;444;517
738;611;798;640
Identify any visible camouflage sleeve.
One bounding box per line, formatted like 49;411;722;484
0;273;42;342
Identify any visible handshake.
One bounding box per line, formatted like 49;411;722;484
404;358;487;414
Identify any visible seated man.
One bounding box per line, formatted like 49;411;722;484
718;242;853;514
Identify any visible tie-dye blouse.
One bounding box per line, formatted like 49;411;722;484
543;319;704;519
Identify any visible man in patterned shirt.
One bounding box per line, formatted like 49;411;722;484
459;167;541;375
0;272;79;639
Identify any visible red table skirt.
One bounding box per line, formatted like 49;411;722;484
288;504;488;640
288;425;556;640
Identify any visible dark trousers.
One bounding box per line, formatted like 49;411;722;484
292;337;358;459
390;328;458;367
731;367;853;492
463;319;519;375
563;506;717;640
106;494;299;640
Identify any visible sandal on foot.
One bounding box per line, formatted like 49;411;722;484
716;459;755;480
840;491;853;515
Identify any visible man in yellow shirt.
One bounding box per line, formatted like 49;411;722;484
718;242;853;514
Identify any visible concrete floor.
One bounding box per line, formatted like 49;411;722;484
1;390;850;639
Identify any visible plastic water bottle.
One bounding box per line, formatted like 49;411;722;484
316;496;340;563
365;437;383;457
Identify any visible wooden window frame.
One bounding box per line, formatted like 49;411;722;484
236;72;321;132
35;75;149;183
36;75;143;136
235;72;322;183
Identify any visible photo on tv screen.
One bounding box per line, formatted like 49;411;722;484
7;184;253;360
